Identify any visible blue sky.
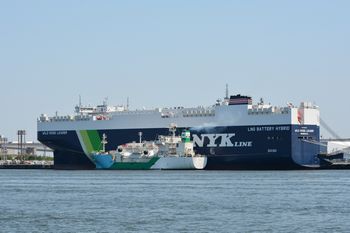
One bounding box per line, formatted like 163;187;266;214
0;0;349;141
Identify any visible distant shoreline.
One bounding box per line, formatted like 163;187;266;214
0;164;53;169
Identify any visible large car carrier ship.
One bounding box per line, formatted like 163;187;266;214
37;90;321;169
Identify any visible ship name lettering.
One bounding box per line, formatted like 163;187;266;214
234;141;253;147
248;127;256;132
219;134;235;147
41;131;67;136
275;126;290;131
193;133;252;148
257;126;274;131
206;134;222;147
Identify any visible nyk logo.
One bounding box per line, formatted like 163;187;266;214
192;133;253;148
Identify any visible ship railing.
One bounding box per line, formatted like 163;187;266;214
47;115;76;122
74;115;93;121
38;114;91;122
110;109;159;116
182;109;215;118
248;106;290;115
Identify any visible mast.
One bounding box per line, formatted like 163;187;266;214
223;84;229;104
225;84;229;99
103;97;108;106
169;124;177;138
138;132;143;143
101;134;107;152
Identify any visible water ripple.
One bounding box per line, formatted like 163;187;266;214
1;170;350;232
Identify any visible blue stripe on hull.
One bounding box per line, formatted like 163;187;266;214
38;124;320;170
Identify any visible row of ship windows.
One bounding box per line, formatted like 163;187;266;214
248;111;289;115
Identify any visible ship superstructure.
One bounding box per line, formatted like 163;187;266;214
38;92;320;169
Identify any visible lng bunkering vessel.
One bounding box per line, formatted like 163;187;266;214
37;90;320;169
92;127;207;170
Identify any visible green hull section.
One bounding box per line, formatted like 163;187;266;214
79;130;102;153
109;157;159;170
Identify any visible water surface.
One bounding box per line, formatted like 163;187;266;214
0;170;349;232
